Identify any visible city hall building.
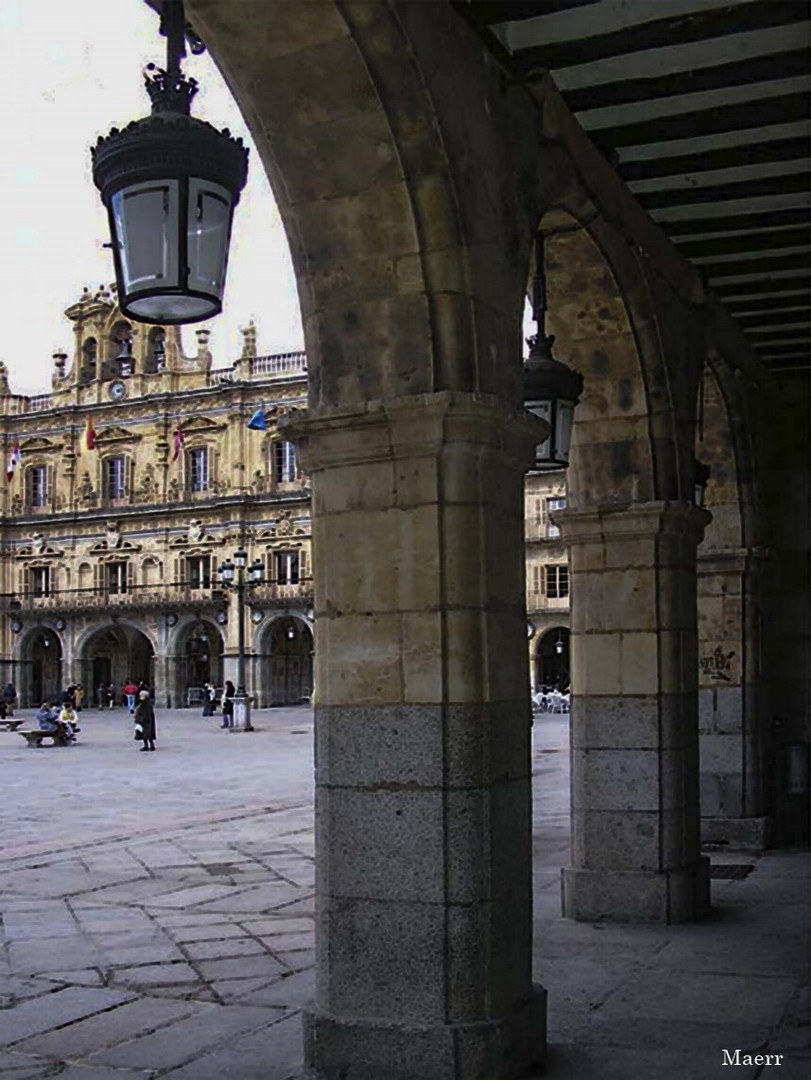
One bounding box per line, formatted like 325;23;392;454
0;287;314;709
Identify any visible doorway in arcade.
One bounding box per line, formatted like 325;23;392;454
535;626;571;692
80;624;154;704
259;616;313;706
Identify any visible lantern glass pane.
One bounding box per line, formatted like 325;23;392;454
112;180;179;294
187;179;233;300
529;400;552;464
556;401;574;463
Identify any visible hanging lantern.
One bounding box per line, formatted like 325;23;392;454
524;236;584;469
91;0;248;325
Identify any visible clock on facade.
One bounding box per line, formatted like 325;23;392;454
109;380;127;401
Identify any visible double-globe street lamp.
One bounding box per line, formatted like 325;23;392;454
218;550;263;731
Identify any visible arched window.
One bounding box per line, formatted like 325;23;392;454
81;337;97;384
145;327;166;373
110;320;133;375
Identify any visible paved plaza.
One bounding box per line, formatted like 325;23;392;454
0;707;808;1079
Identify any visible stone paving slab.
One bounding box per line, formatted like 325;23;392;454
0;708;808;1078
84;1003;284;1071
0;987;135;1048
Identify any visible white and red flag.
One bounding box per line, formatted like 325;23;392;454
6;442;21;484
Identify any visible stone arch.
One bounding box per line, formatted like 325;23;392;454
76;621;155;703
185;0;547;411
538;208;703;508
16;625;63;707
169;616;225;707
534;625;570;693
255;613;314;707
695;345;772;848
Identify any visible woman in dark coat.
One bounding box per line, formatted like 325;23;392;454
134;690;156;752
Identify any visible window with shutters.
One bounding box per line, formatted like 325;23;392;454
546;497;566;539
28;465;48;508
107;561;129;595
189;447;209;493
274;550;300;585
106;455;128;501
546;564;569;599
187;555;211;590
274;441;297;484
31;566;50;598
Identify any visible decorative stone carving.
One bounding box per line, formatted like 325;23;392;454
105;521;121;549
79;472;97;507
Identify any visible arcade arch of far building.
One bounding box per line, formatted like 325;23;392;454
167;616;225;708
76;622;156;705
15;625;63;707
534;626;570;694
255;613;314;708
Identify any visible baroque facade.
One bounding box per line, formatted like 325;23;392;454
0;287;314;709
525;469;570;691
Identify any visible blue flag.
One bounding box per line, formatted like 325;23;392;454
247;408;267;431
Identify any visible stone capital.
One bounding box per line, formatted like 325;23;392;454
555;500;711;547
278;391;546;474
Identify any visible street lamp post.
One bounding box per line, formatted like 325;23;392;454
218;549;264;731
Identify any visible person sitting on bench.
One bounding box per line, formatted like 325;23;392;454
36;702;74;744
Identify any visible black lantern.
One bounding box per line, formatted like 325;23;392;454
524;236;584;469
91;0;248;325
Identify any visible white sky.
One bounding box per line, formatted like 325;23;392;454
0;0;304;396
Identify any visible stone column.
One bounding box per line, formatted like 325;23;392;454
283;392;546;1080
558;501;711;924
697;547;772;850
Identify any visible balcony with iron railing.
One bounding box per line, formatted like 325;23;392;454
2;577;313;616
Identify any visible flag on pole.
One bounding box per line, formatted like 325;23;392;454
6;442;21;484
85;417;96;451
247;408;267;431
172;421;185;461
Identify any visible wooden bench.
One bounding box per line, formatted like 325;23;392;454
0;719;24;732
16;728;78;747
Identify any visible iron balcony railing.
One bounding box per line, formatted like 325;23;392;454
2;578;313;616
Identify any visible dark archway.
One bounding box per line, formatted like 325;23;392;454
260;617;313;706
79;623;154;705
20;627;63;707
535;626;570;692
175;620;224;706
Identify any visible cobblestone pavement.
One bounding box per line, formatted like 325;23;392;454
1;707;808;1079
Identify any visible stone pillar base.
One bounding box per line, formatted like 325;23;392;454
562;858;710;924
303;986;547;1080
701;815;772;852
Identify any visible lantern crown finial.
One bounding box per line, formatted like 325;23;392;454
144;63;198;116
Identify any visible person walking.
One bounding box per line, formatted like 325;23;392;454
123;678;138;715
202;682;216;718
106;683;116;709
134;690;156;752
220;680;236;729
3;682;17;717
